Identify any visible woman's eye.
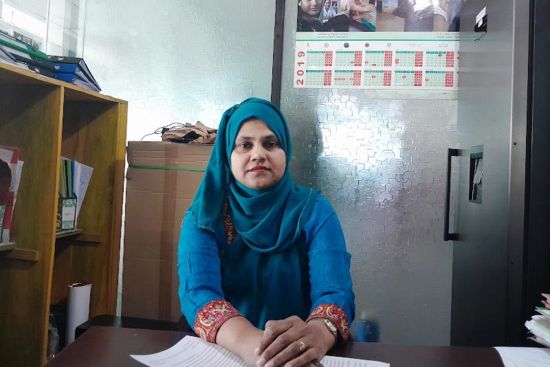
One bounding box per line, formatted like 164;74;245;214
264;141;280;149
236;142;252;151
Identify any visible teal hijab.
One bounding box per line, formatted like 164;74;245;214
189;98;318;253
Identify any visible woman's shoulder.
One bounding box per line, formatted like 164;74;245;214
294;187;337;229
294;185;332;207
297;190;342;245
310;192;335;214
181;209;224;242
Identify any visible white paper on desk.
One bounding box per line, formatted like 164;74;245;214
130;336;390;367
494;347;550;367
321;355;390;366
130;336;246;367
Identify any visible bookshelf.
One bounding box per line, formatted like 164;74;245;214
0;62;127;366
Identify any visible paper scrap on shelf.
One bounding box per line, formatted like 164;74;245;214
494;347;550;367
12;160;23;215
130;336;390;367
73;161;93;225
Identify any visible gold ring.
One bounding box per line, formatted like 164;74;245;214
299;340;306;351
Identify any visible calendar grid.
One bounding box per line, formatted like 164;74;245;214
335;51;363;67
295;36;459;90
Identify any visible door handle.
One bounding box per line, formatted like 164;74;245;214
444;148;460;241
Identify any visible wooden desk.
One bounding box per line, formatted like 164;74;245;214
46;326;504;367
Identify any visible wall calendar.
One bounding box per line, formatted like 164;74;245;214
294;32;459;91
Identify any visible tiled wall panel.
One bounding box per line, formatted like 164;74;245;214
281;4;457;345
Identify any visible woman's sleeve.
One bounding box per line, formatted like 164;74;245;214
177;211;241;342
304;197;356;342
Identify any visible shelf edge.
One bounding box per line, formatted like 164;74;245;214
0;246;39;262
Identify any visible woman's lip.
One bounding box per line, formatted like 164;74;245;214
248;167;269;172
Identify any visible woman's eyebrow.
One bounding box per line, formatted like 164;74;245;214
236;134;277;141
235;136;253;142
261;134;278;140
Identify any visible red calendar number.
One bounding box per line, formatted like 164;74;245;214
296;50;306;86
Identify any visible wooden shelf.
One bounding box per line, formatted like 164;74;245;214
0;242;16;252
0;244;39;262
0;62;124;103
56;229;102;244
0;62;127;366
56;229;83;239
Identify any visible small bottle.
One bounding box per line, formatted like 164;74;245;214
47;314;60;360
362;319;380;342
351;311;379;342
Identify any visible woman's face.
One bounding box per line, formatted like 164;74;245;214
230;119;286;190
349;0;375;13
299;0;323;17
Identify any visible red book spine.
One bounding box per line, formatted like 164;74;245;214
0;145;20;242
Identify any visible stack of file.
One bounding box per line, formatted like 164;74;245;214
0;146;24;244
525;293;550;347
0;30;101;92
49;55;101;92
57;158;93;232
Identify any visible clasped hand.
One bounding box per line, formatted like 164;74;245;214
254;316;335;367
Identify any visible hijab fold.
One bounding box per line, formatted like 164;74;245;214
189;98;318;253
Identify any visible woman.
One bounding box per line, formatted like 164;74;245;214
297;0;324;32
178;98;355;367
323;0;377;32
320;0;337;22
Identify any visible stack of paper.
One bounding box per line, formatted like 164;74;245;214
0;30;56;77
0;43;24;68
0;145;24;244
525;293;550;347
130;335;390;367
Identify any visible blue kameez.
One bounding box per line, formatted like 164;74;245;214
178;194;355;330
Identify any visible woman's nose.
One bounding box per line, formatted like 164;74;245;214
250;145;267;161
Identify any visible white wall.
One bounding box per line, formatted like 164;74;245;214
83;0;276;141
83;0;276;316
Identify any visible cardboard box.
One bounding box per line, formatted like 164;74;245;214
122;141;212;322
